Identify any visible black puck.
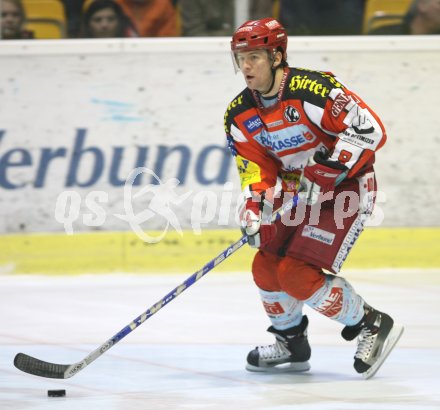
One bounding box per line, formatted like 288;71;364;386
48;389;66;397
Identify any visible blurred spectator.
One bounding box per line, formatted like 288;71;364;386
1;0;34;39
250;0;274;20
180;0;274;36
180;0;234;36
279;0;365;35
116;0;178;37
63;0;85;38
368;0;440;35
81;0;138;38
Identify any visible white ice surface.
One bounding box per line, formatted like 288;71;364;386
1;269;439;410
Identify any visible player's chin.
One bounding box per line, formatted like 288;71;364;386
245;77;258;89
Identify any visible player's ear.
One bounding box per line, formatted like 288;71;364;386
272;51;283;69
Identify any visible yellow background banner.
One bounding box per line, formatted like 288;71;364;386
1;228;439;274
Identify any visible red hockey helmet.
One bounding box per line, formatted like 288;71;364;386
231;18;288;61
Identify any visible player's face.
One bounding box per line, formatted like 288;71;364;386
235;50;273;92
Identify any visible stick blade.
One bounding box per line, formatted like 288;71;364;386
14;353;70;379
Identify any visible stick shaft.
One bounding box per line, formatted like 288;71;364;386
75;195;298;374
15;195;298;378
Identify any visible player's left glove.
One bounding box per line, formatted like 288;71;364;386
299;151;348;205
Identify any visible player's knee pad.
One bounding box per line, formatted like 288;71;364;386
277;256;325;300
252;251;282;291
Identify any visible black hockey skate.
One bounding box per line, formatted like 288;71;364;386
246;315;311;373
342;305;404;379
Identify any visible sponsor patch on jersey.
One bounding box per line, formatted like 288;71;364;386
331;92;351;117
284;106;301;123
243;115;263;133
235;154;261;189
254;125;316;153
289;75;330;98
340;128;376;149
301;225;335;245
267;120;283;128
281;172;300;192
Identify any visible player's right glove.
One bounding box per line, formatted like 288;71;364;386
240;198;277;248
298;151;348;205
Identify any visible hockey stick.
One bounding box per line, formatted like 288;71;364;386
14;195;299;379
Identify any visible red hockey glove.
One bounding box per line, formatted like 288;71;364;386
240;198;277;249
299;151;348;205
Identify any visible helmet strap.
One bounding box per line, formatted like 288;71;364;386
260;68;277;96
259;50;280;96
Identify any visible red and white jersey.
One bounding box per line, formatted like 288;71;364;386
224;67;386;197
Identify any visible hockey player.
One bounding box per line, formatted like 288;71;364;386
224;18;404;379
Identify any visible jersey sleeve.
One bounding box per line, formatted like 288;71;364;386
302;72;387;178
224;97;280;199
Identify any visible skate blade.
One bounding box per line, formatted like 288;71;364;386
362;324;404;380
246;361;311;374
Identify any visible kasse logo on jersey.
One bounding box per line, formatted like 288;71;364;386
254;125;316;153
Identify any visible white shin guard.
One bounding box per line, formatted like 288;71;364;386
305;274;365;326
258;289;304;330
